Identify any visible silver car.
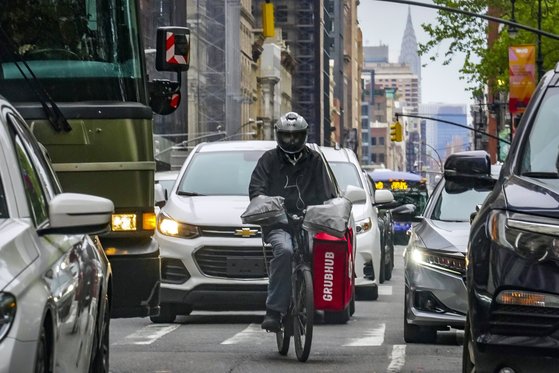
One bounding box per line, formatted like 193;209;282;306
0;97;114;372
399;151;498;343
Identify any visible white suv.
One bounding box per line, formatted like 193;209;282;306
153;141;354;322
315;146;394;300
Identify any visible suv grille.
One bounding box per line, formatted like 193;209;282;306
162;258;191;284
200;226;262;238
194;245;272;278
489;304;559;336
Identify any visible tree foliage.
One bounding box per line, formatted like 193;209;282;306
418;0;559;98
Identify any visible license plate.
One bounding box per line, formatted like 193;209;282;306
226;257;265;276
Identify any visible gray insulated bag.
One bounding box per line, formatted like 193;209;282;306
303;197;352;238
241;195;289;226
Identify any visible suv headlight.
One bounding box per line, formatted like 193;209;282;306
488;210;559;261
355;217;372;234
0;293;16;342
157;213;200;239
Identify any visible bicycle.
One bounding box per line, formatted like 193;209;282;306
263;213;314;362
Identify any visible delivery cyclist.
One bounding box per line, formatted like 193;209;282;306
249;111;337;332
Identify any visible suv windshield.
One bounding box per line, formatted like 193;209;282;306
177;151;265;196
329;162;363;191
520;87;559;179
431;180;493;222
0;0;145;103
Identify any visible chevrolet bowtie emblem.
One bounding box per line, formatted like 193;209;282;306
234;227;258;238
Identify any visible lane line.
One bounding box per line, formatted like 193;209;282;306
379;285;393;296
387;344;406;372
113;324;181;345
343;323;385;346
221;323;267;345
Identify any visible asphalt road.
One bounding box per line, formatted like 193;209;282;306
109;245;464;372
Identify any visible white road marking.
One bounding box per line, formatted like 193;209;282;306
387;344;406;372
221;323;268;345
379;285;393;296
113;324;180;345
343;323;385;346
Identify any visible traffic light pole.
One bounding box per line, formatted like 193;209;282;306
395;113;510;144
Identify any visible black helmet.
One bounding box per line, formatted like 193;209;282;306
274;112;308;154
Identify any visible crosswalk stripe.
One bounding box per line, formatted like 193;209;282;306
343;323;385;346
113;324;181;345
221;323;268;345
379;285;393;296
387;344;406;372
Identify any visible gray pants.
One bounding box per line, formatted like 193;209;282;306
265;228;294;314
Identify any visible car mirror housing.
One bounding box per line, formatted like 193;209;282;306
374;189;394;205
40;193;114;235
343;185;367;203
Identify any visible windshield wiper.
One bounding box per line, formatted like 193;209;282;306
0;26;71;133
522;172;559;179
177;191;206;196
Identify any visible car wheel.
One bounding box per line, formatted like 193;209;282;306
35;323;52;373
150;303;177;323
355;284;378;301
91;293;110;373
462;316;476;373
379;245;386;284
324;305;350;324
403;289;437;343
383;244;393;281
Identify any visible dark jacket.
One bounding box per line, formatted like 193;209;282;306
249;146;337;218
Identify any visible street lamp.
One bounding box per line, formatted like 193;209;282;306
420;142;443;172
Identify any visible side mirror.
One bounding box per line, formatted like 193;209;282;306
41;193;113;235
374;189;394;205
150;26;190;115
155;183;166;208
391;203;421;222
343;185;367;203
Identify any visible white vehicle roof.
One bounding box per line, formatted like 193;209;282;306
155;170;180;181
196;140;277;153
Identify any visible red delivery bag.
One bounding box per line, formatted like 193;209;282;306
312;229;353;311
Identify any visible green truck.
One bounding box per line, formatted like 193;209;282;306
0;0;189;318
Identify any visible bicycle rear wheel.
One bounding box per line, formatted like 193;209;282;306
276;314;291;355
293;268;314;362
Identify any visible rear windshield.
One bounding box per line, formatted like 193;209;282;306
520;87;559;180
177;151;264;196
329;162;363;191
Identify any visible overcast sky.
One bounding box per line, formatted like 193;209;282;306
358;0;474;106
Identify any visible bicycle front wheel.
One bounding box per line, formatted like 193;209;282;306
293;268;314;362
276;314;291;355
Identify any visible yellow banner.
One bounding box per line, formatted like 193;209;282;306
509;45;536;114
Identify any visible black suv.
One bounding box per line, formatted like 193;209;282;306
464;65;559;372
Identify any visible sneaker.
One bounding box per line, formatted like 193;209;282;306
261;310;281;332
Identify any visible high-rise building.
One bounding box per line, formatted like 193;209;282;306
364;45;389;64
398;8;421;83
255;0;332;144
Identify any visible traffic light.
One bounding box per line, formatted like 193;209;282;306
390;120;403;142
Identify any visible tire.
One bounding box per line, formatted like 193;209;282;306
403;289;437;343
355;284;378;301
91;294;110;373
379;245;386;284
150;303;177;323
349;288;356;316
293;268;314;362
384;245;393;281
462;316;476;373
276;314;291;356
35;324;52;373
324;306;350;324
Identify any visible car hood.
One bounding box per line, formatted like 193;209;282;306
163;195;252;226
503;175;559;219
414;219;470;253
0;220;39;291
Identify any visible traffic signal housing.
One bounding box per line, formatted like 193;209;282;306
390;120;403;142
